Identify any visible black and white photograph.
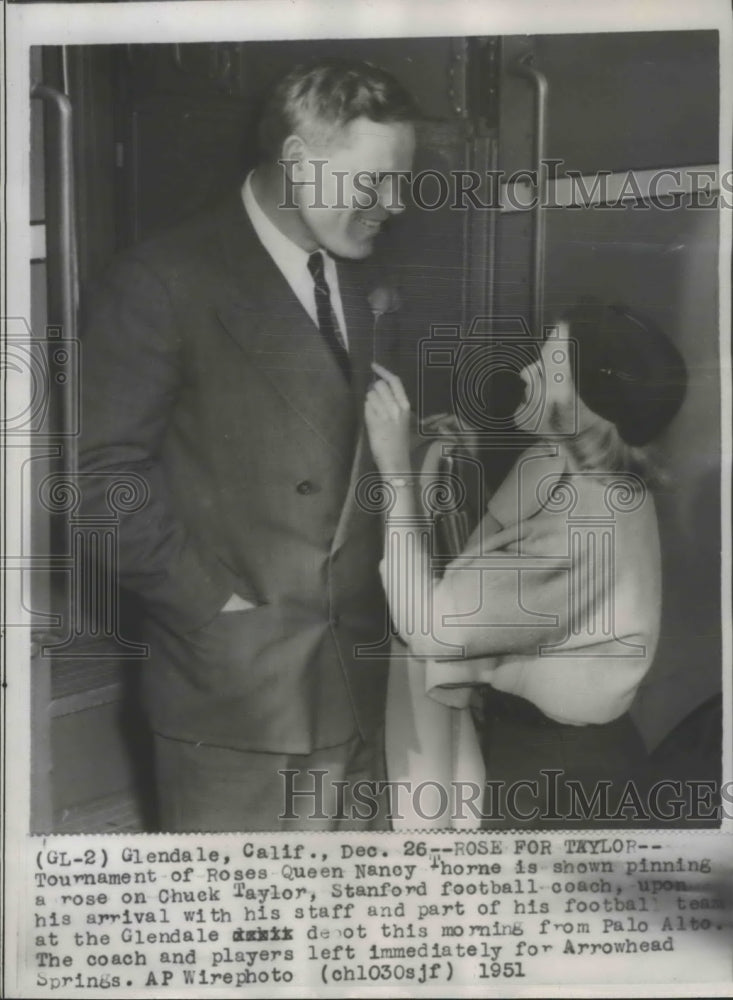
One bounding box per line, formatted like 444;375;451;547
25;27;724;835
3;1;732;996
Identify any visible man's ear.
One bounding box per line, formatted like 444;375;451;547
281;134;307;180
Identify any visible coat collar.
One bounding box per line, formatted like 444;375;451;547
488;444;569;527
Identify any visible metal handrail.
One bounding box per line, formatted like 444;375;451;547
512;53;549;337
30;82;79;472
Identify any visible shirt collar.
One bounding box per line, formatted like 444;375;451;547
242;171;313;274
241;172;348;343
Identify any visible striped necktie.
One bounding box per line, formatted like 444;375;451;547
307;250;351;382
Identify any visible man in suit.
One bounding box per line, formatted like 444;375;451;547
79;59;418;831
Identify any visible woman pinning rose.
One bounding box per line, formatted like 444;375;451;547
363;297;687;830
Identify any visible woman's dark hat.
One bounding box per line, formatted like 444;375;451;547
562;297;688;446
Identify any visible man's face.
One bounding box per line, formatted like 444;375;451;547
290;116;416;259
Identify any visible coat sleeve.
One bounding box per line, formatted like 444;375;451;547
380;441;571;660
396;491;651;663
79;254;246;633
486;649;653;724
406;536;574;661
419;501;659;725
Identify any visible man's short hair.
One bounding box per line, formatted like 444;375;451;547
257;58;419;163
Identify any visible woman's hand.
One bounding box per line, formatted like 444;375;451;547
420;412;483;457
364;363;412;474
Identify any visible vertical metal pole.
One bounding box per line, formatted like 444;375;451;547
30;83;79;473
512;54;549;337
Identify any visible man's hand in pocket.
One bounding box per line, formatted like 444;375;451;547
220;593;258;613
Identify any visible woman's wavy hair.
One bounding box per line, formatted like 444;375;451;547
549;398;660;486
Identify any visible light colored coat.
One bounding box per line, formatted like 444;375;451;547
384;443;662;828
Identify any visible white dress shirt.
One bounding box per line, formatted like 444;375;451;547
241;173;348;347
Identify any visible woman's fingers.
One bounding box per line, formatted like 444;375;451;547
367;381;409;422
364;396;388;430
371;363;410;411
365;387;390;418
371;361;395;381
420;412;454;433
371;380;405;419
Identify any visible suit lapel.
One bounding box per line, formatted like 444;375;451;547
210;192;381;539
212;193;355;460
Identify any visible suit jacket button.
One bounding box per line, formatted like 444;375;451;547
296;480;313;495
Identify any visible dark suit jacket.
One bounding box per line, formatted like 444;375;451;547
79;192;391;753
